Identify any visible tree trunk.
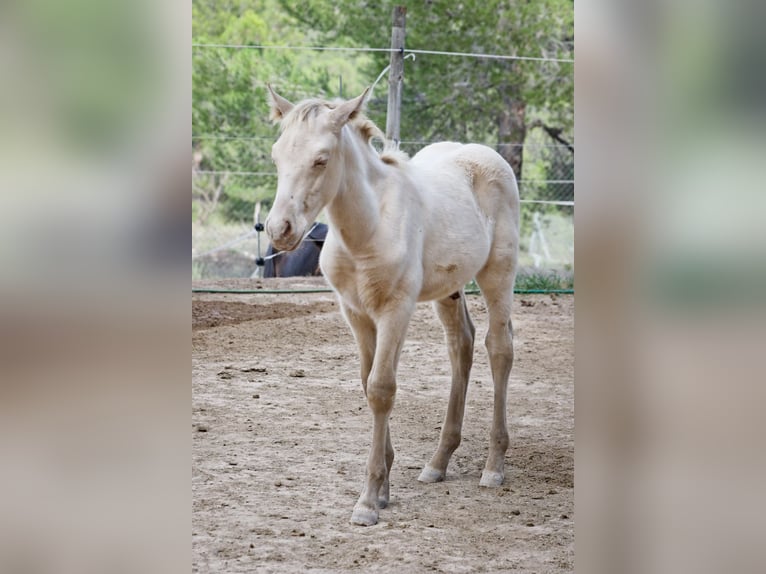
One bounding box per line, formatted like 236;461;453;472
497;99;527;180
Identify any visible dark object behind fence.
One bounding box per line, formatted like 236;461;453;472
263;223;328;277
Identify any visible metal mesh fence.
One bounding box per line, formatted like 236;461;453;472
192;48;574;279
191;142;574;281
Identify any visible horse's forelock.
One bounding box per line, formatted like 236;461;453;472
278;97;409;165
279;97;369;135
278;99;332;132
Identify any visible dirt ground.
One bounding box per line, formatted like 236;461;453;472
192;278;573;573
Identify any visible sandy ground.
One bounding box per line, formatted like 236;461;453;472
192;278;573;573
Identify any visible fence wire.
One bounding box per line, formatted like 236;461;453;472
192;147;574;281
192;45;573;282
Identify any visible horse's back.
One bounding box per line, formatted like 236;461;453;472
407;142;519;301
411;142;519;221
410;141;463;165
412;142;517;193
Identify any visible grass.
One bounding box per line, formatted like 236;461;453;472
464;269;573;295
515;269;574;291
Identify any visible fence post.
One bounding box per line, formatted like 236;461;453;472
386;6;406;148
253;201;264;278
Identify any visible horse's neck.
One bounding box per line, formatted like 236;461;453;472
325;129;386;251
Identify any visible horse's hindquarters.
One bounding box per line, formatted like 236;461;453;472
415;178;494;301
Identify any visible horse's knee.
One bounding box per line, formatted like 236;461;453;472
485;330;513;360
366;373;396;412
370;464;387;482
489;344;513;363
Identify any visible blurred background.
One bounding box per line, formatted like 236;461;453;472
577;0;766;573
0;1;188;573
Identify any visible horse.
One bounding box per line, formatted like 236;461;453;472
263;222;328;277
265;85;520;526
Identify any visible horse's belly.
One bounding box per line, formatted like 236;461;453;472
417;204;492;301
419;245;489;301
419;272;473;301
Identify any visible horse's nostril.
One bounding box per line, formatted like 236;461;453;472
283;220;292;236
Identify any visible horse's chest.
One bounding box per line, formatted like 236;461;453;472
321;250;406;314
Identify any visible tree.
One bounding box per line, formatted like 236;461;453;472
192;0;374;222
192;0;573;224
278;0;573;182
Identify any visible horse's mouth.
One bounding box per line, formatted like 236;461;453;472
273;234;303;252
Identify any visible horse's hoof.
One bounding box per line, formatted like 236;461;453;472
418;465;445;483
377;497;389;509
350;506;379;526
479;470;504;487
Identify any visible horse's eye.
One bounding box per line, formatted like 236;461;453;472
313;157;328;168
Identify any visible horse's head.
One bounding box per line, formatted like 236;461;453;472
265;85;369;251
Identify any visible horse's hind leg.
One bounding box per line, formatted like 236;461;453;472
475;258;516;487
419;291;475;483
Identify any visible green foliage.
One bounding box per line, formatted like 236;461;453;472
279;0;573;143
466;270;574;293
515;270;574;291
193;0;377;223
193;0;573;224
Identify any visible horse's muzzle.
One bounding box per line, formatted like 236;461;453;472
266;217;303;251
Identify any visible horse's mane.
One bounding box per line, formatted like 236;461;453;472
278;98;409;167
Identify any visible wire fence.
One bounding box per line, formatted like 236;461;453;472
191;43;575;64
192;43;573;283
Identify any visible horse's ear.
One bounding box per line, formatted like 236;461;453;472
330;86;371;131
267;83;294;122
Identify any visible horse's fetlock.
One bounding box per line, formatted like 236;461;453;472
368;463;387;483
492;430;510;452
442;429;462;452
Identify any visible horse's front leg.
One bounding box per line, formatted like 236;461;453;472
340;303;376;394
377;427;394;509
351;304;413;526
341;303;392;508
